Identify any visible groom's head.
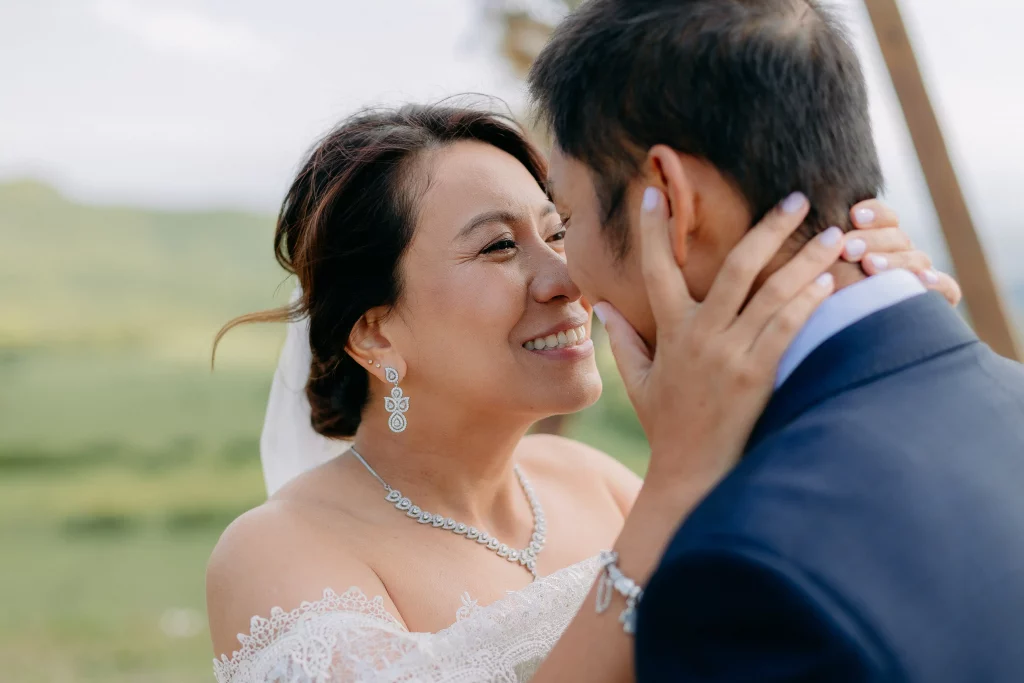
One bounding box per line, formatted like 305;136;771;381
529;0;882;344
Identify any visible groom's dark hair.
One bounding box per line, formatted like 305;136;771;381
528;0;883;256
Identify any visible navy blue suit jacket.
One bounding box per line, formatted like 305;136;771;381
635;292;1024;682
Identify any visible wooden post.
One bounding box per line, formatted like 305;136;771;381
863;0;1021;360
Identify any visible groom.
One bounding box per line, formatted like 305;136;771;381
529;0;1024;681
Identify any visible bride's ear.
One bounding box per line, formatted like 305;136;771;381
644;145;696;269
345;307;408;383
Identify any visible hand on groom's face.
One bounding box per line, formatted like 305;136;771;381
594;188;843;480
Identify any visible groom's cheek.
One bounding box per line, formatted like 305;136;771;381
565;226;601;299
598;256;657;345
567;258;598;306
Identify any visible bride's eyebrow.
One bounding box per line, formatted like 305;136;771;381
455;210;521;242
455;203;556;242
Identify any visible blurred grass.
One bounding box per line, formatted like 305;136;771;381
2;530;219;683
0;180;649;682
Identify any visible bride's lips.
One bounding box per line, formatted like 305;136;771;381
520;321;594;360
528;337;595;360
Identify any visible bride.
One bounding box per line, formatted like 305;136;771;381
208;104;957;682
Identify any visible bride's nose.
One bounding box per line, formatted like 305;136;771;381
529;249;582;304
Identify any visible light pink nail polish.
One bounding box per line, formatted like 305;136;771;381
818;226;843;247
921;269;940;285
854;207;875;225
844;238;866;260
869;254;889;271
641;187;660;213
781;192;807;214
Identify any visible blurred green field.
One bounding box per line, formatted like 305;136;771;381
0;181;649;682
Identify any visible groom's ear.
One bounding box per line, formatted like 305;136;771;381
643;145;696;269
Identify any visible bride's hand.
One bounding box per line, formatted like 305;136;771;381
593;190;842;488
535;193;853;683
845;198;962;306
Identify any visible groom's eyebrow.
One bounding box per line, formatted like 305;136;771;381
456;203;558;241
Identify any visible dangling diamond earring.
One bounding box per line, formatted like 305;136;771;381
383;367;409;433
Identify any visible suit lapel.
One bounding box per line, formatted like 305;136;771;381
747;292;979;452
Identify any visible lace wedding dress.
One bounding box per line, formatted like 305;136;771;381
213;555;600;683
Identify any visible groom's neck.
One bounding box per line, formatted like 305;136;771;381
829;261;869;292
752;251;867;299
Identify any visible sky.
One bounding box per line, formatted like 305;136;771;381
1;0;1021;280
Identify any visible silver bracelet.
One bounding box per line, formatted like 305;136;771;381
595;550;644;635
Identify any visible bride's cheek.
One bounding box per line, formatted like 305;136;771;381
439;274;524;356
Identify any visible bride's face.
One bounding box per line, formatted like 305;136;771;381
383;141;602;421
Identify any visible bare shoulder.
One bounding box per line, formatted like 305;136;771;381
206;500;404;660
518;433;642;515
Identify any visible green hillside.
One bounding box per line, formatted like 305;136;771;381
0;180;647;682
0;180;294;681
0;179;288;356
0;179;292;448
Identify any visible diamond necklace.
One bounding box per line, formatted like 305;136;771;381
348;447;546;579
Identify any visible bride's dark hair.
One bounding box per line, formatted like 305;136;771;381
215;104;548;438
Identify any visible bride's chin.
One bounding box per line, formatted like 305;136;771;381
529;378;604;416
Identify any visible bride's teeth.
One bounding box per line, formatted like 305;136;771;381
524;325;590;350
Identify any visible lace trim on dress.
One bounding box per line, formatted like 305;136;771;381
213;555;600;683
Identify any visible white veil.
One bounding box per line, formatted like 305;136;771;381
260;288;349;496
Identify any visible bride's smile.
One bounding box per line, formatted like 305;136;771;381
520;320;593;355
389;138;603;420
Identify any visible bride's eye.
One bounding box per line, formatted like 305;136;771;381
482;238;517;255
548;216;570;244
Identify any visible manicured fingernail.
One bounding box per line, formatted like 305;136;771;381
816;272;835;289
854;207;875;225
781;192;807;214
843;238;866;260
921;269;940;285
818;226;843;247
593;304;608;324
641;187;660;213
869;254;889;271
